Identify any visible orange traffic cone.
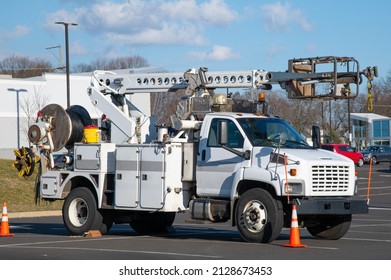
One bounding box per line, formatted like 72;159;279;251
0;202;15;237
283;204;306;248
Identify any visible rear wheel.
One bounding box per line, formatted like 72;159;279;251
130;212;176;234
306;214;351;240
356;158;364;167
235;188;283;243
63;187;103;236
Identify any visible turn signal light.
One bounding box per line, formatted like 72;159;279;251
290;169;297;176
258;92;265;102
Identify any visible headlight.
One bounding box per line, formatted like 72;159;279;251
282;180;305;195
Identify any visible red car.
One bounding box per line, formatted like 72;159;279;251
321;144;364;167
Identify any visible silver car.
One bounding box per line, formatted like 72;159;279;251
360;145;391;164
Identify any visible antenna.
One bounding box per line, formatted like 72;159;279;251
45;45;64;71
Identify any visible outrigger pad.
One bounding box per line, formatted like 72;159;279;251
13;147;39;178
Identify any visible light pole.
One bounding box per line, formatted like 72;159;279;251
7;88;28;149
55;21;77;109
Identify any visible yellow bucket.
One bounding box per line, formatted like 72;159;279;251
84;125;100;143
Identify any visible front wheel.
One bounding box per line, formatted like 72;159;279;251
306;214;351;240
235;188;283;243
356;158;364;167
63;187;103;236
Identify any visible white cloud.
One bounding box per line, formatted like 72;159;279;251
160;0;238;26
305;43;316;51
3;25;30;39
106;22;206;45
266;45;286;58
44;9;81;30
261;2;313;32
188;45;240;61
70;40;87;56
198;0;238;25
46;0;238;46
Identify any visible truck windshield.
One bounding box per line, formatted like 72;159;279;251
237;117;310;149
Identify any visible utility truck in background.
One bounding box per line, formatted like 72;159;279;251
14;56;377;243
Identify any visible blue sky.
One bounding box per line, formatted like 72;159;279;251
1;0;390;80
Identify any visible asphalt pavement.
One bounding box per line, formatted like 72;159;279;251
1;162;390;261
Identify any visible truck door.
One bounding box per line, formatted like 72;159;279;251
196;117;245;198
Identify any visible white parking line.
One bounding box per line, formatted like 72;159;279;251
0;237;221;258
358;186;391;190
369;207;391;211
358;192;391;197
4;245;221;258
305;246;339;250
343;237;391;243
350;223;391;228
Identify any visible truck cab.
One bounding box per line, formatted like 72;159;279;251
192;112;367;242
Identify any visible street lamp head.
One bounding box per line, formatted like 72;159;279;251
7;88;28;93
55;21;78;27
46;45;61;50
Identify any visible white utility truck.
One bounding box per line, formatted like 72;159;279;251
15;56;377;243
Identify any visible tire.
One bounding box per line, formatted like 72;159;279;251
99;209;114;235
372;156;378;164
130;212;176;234
235;188;283;243
62;187;103;236
306;214;351;240
356;158;364;167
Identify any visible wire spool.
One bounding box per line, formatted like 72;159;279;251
65;105;93;149
39;104;92;151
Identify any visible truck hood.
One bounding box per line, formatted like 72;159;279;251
254;147;354;168
281;148;351;163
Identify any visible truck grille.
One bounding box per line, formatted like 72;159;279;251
311;165;350;192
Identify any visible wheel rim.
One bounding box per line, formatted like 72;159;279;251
242;200;267;233
69;197;89;227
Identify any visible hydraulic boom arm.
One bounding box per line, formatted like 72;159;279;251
266;56;378;100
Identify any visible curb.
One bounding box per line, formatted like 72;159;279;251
9;210;62;219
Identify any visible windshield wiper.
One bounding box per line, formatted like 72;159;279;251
284;139;310;148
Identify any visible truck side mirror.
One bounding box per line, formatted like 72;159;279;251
312;125;320;149
217;120;228;146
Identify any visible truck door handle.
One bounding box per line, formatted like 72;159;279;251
201;150;206;161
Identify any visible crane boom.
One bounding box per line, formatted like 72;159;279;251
85;56;377;142
89;67;268;96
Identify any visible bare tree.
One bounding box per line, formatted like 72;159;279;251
370;84;391;116
351;71;391;116
0;55;53;78
266;90;322;134
352;92;369;113
150;89;186;125
20;88;51;146
73;55;149;72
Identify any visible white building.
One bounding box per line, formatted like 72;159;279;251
0;68;159;159
351;112;391;149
